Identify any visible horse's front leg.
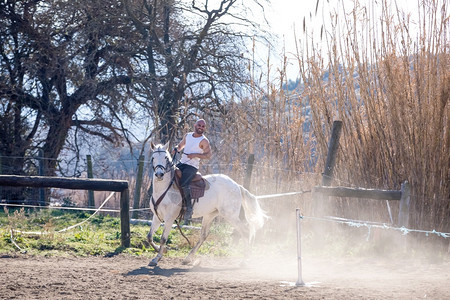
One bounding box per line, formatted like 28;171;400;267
149;219;175;266
147;214;162;253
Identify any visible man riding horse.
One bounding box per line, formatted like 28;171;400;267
172;119;212;225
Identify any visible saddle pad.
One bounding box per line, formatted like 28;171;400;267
173;173;210;199
191;179;206;199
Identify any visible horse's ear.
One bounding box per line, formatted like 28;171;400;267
150;141;156;150
163;141;170;150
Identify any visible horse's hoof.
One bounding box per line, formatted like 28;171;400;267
148;259;158;267
182;257;200;266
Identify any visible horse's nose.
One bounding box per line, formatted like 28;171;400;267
155;171;164;180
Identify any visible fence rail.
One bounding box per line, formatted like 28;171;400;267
0;175;128;191
313;186;402;200
313;181;410;227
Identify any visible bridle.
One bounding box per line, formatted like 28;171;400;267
151;149;174;175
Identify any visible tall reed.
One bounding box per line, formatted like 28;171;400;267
295;0;449;232
212;0;448;235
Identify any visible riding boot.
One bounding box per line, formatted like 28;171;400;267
182;187;193;225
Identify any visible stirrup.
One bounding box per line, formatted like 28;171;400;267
181;219;191;226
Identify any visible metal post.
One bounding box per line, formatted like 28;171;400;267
296;208;305;286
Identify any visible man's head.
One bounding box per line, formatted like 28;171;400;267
194;119;206;136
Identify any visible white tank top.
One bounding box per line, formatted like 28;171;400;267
180;133;207;169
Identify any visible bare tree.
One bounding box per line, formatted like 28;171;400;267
123;0;268;143
0;0;268;170
0;0;139;179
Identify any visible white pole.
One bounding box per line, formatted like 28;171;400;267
296;208;305;286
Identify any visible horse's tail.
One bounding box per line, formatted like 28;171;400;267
239;185;268;239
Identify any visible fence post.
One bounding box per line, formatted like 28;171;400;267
238;152;255;222
0;152;2;200
321;120;343;186
120;188;131;247
38;149;46;205
86;155;95;208
243;153;255;190
316;120;343;215
398;181;410;227
132;155;145;219
142;164;154;215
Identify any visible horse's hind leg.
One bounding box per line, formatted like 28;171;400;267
147;214;162;253
149;219;174;266
225;215;252;263
183;212;217;265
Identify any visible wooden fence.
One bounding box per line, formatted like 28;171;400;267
313;120;410;227
0;175;131;247
313;182;410;227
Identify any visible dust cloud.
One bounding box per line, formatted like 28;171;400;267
224;188;450;297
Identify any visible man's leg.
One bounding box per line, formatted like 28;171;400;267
182;186;193;224
178;164;197;225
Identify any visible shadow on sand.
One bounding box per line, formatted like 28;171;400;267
125;264;241;277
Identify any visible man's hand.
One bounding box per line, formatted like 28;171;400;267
171;147;178;157
186;150;210;160
186;153;197;159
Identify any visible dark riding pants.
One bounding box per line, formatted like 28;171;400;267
176;163;198;189
177;163;197;216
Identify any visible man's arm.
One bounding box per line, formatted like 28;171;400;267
187;139;211;160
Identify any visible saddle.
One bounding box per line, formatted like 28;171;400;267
174;169;210;200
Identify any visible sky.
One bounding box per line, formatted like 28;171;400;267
263;0;325;77
265;0;323;50
262;0;423;78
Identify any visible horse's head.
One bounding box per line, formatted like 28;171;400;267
150;141;173;181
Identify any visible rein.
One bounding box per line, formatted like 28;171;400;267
151;173;175;223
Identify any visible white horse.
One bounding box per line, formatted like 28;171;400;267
147;142;267;266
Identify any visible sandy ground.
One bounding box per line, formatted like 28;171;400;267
1;252;449;300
